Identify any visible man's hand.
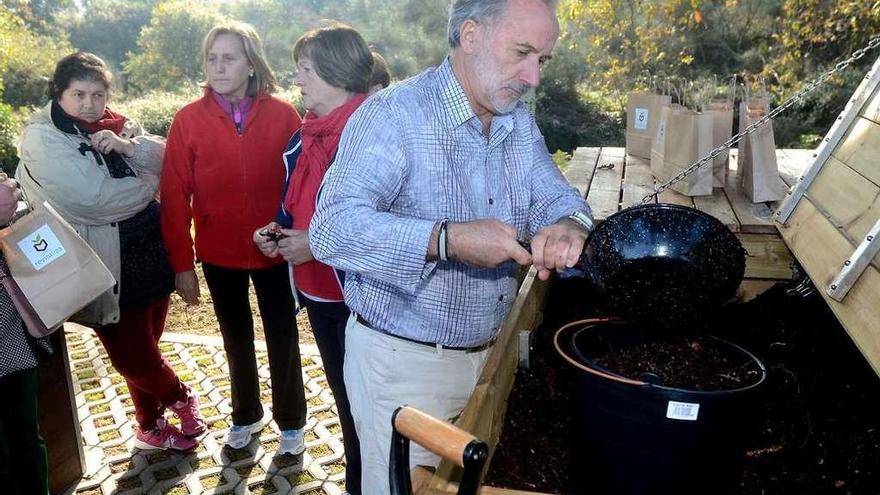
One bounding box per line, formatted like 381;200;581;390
0;175;21;225
530;218;588;281
277;229;314;265
446;219;531;268
175;270;201;305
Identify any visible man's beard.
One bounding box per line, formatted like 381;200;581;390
475;48;529;115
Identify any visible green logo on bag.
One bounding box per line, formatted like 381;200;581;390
32;234;48;252
17;224;66;271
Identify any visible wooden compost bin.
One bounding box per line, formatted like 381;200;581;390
418;146;813;494
775;54;880;378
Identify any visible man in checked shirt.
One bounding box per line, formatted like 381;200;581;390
309;0;592;490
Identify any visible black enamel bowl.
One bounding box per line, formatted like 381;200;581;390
579;203;746;330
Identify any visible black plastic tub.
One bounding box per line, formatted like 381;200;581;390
554;318;767;494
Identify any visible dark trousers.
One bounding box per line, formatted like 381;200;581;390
299;294;361;495
202;262;306;430
0;367;48;495
94;296;188;430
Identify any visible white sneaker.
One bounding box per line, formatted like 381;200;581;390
278;428;305;455
225;419;265;449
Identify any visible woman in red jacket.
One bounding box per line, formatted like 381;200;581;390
160;21;306;454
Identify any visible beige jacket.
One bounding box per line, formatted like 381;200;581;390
16;103;165;326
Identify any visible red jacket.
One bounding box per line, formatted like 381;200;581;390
161;91;301;272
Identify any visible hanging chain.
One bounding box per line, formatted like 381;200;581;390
643;35;880;203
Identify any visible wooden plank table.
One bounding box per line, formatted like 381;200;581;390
579;147;814;299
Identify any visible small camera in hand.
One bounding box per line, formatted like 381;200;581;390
259;226;287;242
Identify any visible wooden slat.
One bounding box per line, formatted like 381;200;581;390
426;268;550;494
807;155;880;251
832;116;880;187
621;154;656;209
585;148;625;221
738;233;795;280
736;279;779;302
567;147;601;198
778;197;880;377
776;148;815;188
695;188;740;232
723;163;778;233
658;187;695;207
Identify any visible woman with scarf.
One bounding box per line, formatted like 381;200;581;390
161;22;306;454
253;23;374;495
15;52;205;452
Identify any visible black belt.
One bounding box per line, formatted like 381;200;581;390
354;313;495;353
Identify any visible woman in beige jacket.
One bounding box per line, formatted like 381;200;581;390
16;52;205;452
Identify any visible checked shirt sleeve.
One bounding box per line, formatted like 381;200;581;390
309;97;436;295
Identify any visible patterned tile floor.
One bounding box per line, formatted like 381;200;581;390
63;325;347;495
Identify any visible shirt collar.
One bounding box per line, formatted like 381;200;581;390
210;90;254;115
436;57;476;129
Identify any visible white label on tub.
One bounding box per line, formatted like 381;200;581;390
666;401;700;421
634;108;649;130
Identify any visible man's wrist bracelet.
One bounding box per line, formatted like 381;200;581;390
438;218;450;261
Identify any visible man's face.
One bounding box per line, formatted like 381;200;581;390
472;0;559;115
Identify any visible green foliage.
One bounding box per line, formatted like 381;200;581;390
559;0;880;148
111;85;201;137
536;45;623;153
123;0;225;94
61;0;156;75
551;150;571;172
0;102;25;176
0;6;72;108
767;0;880;147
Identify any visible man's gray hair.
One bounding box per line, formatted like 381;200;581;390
447;0;556;48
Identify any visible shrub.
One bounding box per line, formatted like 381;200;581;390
123;1;225;94
536;79;623;154
112;86;201;137
0;8;72;108
0;101;25;176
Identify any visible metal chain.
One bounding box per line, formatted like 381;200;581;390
643;35;880;203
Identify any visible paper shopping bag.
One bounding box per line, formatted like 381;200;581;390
706;100;734;188
626;92;672;159
0;201;115;331
737;99;785;202
651;105;714;196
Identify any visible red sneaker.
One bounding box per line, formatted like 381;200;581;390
168;390;207;437
133;418;198;451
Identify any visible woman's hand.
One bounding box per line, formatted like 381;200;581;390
277;229;314;265
175;270;201;305
90;130;135;157
0;175;21;225
253;223;280;258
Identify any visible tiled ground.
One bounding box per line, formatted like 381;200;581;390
64;326;347;495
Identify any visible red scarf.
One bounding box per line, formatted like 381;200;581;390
284;93;367;221
284;93;367;300
71;107;128;135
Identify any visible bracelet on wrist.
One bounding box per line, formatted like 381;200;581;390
438;218;450;261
